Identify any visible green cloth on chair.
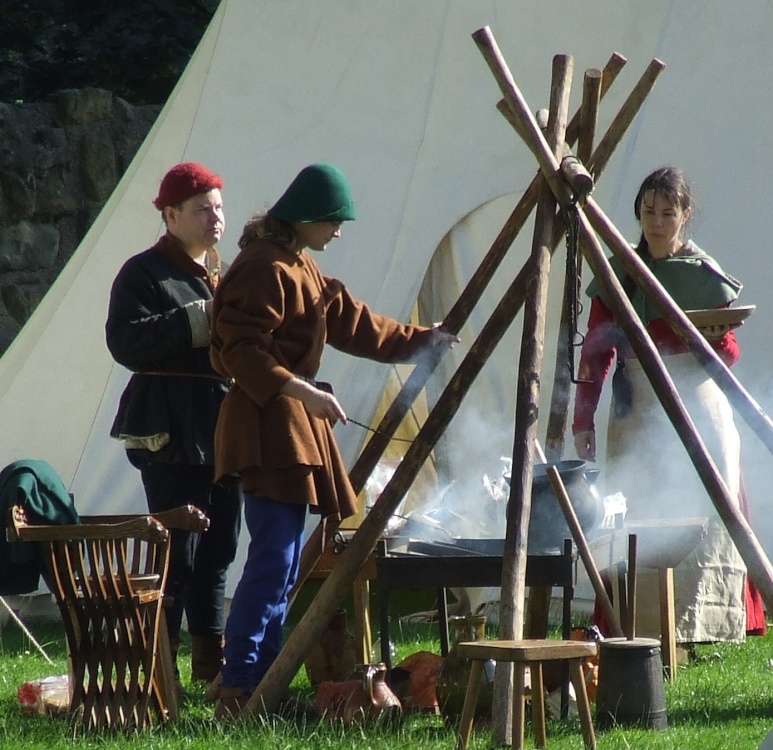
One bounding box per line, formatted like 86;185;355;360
0;459;79;595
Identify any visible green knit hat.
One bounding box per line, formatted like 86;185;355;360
269;163;356;223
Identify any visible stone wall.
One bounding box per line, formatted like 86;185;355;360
0;88;160;353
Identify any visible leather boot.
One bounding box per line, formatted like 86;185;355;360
191;634;225;682
214;686;251;720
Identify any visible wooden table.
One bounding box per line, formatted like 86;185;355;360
590;518;708;679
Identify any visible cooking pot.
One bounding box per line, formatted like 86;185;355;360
505;459;601;552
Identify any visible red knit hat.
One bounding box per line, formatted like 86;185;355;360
153;162;224;210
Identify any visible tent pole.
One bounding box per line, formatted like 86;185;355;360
544;69;602;461
493;52;573;747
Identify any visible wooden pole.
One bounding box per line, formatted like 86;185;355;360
478;38;773;614
493;53;573;747
254;40;661;716
286;52;628;605
544;68;602;461
577;69;601;165
547;466;624;636
493;56;666;462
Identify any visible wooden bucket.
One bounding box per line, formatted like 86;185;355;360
596;637;667;730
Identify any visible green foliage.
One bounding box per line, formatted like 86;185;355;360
0;0;217;105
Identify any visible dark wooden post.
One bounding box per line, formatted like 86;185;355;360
544;68;601;461
475;41;574;742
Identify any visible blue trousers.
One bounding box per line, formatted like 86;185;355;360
139;462;242;641
221;493;306;691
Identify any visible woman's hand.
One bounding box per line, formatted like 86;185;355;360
697;322;740;340
574;429;596;461
281;378;347;425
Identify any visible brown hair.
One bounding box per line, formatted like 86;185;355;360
238;213;297;250
632;167;694;258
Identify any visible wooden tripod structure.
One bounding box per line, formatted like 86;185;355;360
239;26;773;743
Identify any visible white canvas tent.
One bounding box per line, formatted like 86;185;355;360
2;0;773;595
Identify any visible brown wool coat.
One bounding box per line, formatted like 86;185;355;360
210;238;433;520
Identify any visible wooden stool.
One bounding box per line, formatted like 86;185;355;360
455;639;597;750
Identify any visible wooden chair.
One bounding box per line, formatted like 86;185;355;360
7;503;208;730
455;639;598;750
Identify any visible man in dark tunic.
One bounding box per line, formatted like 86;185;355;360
106;162;242;689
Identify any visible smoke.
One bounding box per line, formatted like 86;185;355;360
603;354;742;530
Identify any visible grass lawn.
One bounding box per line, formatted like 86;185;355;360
2;597;773;749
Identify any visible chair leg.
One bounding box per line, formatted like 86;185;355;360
568;659;596;750
512;663;527;750
530;662;547;748
154;611;180;720
456;659;484;750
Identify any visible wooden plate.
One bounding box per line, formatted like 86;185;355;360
684;305;756;328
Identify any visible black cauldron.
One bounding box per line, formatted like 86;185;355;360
504;460;601;552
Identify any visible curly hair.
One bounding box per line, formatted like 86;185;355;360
238;213;297;250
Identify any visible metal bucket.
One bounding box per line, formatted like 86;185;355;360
596;637;668;730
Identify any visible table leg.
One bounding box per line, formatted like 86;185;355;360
380;581;392;669
569;658;596;749
352;574;372;664
438;588;450;656
530;662;547;748
512;661;527;750
659;567;677;680
456;659;484;750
